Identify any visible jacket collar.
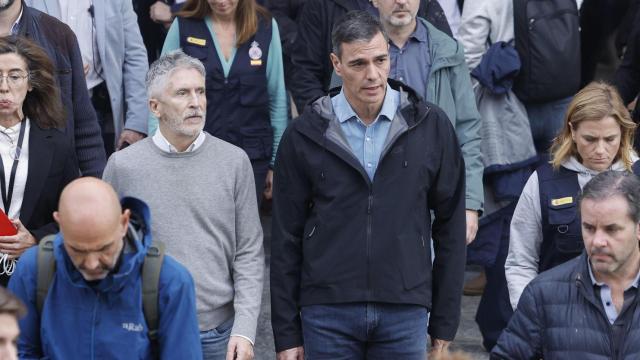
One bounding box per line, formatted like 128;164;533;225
421;18;465;73
54;197;153;293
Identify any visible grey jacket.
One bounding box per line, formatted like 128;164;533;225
27;0;150;142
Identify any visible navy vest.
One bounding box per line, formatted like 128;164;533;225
178;17;273;160
538;161;640;272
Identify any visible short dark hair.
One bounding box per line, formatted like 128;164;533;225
0;286;26;319
579;170;640;223
331;10;388;58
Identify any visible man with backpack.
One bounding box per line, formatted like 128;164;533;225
7;178;202;359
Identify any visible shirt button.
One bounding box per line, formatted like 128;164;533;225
366;137;371;141
606;302;611;306
399;50;403;54
367;163;372;168
399;77;404;81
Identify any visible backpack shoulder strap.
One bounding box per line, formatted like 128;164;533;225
142;241;165;342
36;235;57;314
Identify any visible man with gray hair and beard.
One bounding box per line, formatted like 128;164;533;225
102;50;264;360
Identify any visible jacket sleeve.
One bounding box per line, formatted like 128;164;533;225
458;0;489;71
65;27;107;177
7;248;43;359
266;19;288;165
506;172;543;310
428;108;467;341
270;126;311;352
289;0;330;112
120;0;150;135
491;283;543;359
157;257;203;359
450;43;483;212
29;144;79;241
613;16;640;105
230;153;265;343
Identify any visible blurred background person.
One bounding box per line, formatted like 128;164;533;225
506;82;638;310
27;0;150;156
0;286;26;360
154;0;287;203
0;36;78;286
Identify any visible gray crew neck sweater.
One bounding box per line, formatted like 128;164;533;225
102;135;264;342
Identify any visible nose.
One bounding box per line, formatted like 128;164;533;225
0;76;9;91
83;253;102;271
188;91;203;108
365;62;378;81
594;140;607;155
592;230;609;248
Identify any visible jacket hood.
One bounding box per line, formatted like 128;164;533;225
422;18;466;73
54;196;153;293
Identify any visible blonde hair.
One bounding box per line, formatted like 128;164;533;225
550;82;636;170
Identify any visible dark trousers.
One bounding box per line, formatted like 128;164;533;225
251;158;270;207
301;302;428;360
91;82;115;157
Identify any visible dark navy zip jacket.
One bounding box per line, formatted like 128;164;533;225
270;79;467;351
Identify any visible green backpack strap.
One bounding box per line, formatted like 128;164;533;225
142;241;165;342
36;235;57;314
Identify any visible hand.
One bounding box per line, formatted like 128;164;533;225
0;219;36;259
263;169;273;200
429;338;451;356
150;1;173;24
226;336;254;360
465;209;479;245
117;129;146;150
276;346;304;360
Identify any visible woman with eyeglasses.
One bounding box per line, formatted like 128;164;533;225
0;36;78;286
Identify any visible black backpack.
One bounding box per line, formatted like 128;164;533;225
513;0;581;103
36;235;165;350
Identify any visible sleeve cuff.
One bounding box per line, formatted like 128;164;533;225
230;334;254;346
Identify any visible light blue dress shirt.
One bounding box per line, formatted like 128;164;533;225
331;85;399;180
588;260;640;324
389;19;431;100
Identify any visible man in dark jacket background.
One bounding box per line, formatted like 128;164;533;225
492;170;640;359
289;0;452;112
0;0;106;177
271;11;466;360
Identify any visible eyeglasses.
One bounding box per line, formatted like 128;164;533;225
0;72;29;87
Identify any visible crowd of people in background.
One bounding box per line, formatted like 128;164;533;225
0;0;639;359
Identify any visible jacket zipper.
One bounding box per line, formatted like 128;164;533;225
366;191;373;299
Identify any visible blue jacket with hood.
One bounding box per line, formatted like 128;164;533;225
8;197;202;360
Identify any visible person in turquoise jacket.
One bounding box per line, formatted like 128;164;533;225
373;0;483;244
8;178;202;360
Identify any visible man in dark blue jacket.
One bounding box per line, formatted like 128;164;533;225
271;11;466;360
0;0;106;177
492;170;640;359
8;178;202;359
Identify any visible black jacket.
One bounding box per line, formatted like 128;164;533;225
492;253;640;360
270;80;467;352
289;0;452;112
614;1;640;123
17;3;106;177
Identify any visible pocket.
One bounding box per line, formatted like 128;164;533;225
399;233;430;290
239;75;269;106
547;200;583;254
241;127;272;160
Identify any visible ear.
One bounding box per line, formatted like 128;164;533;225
53;211;60;224
149;98;161;119
120;209;131;237
330;53;342;77
636;221;640;244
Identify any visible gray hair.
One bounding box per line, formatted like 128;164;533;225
579;170;640;223
145;49;206;98
331;10;388;59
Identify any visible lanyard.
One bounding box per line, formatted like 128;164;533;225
0;121;26;215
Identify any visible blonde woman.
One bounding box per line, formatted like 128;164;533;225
506;82;638;309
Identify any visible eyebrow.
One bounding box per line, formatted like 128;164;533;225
68;241;113;253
